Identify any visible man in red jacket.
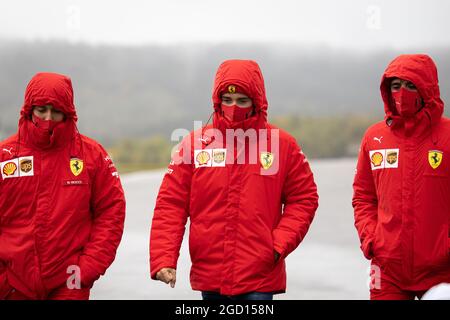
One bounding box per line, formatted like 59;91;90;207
150;60;318;300
0;73;126;300
353;54;450;300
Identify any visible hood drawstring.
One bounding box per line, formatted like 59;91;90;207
14;119;23;158
385;117;393;127
200;111;215;147
424;109;438;146
70;124;85;160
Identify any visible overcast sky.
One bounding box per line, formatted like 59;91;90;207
0;0;449;49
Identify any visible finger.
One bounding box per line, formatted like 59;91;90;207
158;270;171;283
156;271;165;281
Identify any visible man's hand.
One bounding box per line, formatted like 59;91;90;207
156;268;176;288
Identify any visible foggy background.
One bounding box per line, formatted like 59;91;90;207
1;0;450;145
0;0;449;299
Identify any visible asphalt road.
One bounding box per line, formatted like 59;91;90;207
90;158;371;300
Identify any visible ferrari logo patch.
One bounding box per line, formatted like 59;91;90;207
428;150;443;169
70;158;84;176
260;152;274;170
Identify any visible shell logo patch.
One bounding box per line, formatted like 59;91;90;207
70;158;84;176
194;150;212;168
428;150;443;169
260;152;274;170
2;161;17;176
371;152;383;168
1;156;34;179
369;149;399;170
228;85;236;94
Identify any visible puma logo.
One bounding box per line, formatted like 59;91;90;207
373;136;383;144
2;148;13;155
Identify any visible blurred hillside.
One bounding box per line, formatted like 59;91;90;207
110;115;377;173
1;41;449;170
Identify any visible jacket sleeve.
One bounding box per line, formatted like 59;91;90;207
0;146;12;298
150;135;192;279
0;165;7;298
352;133;378;260
272;138;319;260
78;144;126;288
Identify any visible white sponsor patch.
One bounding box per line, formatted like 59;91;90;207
194;149;212;168
19;156;34;177
1;158;19;179
384;149;399;168
194;149;229;168
212;149;226;167
1;156;35;179
369;149;399;170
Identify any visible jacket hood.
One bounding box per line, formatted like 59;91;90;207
380;54;444;128
21;72;78;121
16;73;79;153
212;60;268;130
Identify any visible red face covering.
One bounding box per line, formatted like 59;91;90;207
32;114;62;133
29;114;65;148
391;88;422;117
221;104;253;122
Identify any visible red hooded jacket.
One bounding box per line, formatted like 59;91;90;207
0;73;126;299
150;60;318;295
353;55;450;291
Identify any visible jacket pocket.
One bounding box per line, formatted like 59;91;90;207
259;228;277;273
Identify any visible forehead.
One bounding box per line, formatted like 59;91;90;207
222;93;250;99
390;77;414;84
33;105;63;112
33;104;54;109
